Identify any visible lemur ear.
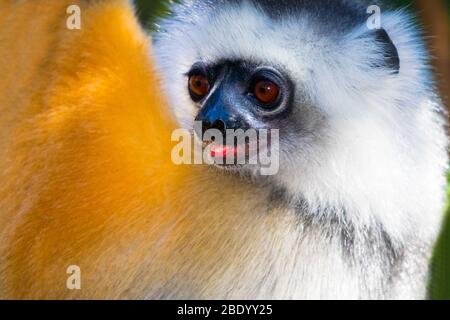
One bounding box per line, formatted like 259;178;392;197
373;28;400;74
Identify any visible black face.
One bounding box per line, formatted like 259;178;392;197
187;60;294;140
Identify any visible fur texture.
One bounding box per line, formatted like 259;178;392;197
153;0;449;298
0;0;447;299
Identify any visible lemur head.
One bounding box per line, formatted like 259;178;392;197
154;0;444;208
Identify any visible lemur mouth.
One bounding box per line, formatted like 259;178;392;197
202;140;253;165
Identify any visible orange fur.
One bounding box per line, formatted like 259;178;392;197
0;0;280;299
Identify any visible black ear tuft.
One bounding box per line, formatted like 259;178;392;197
374;28;400;74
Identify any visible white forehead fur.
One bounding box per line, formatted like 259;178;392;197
153;1;448;241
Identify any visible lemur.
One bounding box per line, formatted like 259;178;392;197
0;0;447;300
153;0;449;299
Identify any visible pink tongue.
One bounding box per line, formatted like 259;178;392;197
210;145;237;157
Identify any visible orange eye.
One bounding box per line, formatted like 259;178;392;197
189;74;210;101
252;80;280;105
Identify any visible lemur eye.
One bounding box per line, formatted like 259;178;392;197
188;74;210;101
252;80;280;105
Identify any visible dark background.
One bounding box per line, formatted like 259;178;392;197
134;0;450;300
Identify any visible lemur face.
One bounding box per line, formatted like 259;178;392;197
187;59;295;171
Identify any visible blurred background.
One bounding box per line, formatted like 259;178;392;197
134;0;450;299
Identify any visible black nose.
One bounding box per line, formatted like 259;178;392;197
194;99;246;139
